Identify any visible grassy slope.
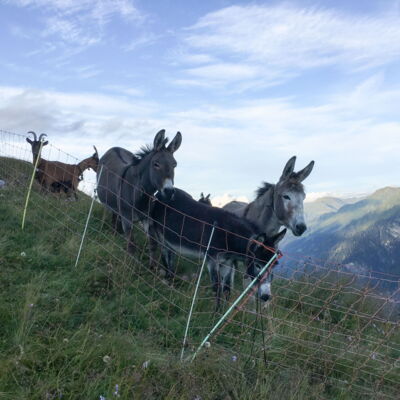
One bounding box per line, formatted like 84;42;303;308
0;157;399;399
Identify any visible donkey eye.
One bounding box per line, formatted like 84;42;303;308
283;194;291;200
153;162;161;169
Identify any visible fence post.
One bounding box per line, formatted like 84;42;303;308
180;223;216;361
190;252;278;362
74;165;103;268
21;139;44;230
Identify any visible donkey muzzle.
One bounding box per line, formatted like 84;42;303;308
161;179;175;201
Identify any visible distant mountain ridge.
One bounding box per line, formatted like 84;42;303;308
283;187;400;282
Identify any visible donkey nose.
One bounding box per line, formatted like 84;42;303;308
295;223;306;236
260;293;270;302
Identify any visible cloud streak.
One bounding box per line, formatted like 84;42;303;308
7;0;143;55
178;4;400;89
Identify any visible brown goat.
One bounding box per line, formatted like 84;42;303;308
26;131;99;200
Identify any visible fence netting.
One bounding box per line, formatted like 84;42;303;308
1;129;399;398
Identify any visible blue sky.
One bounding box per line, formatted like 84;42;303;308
1;0;400;204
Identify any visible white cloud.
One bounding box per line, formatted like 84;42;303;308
0;86;160;161
0;71;399;201
10;0;139;20
124;33;160;51
179;4;400;88
102;85;143;97
6;0;143;54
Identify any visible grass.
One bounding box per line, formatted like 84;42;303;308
0;156;399;399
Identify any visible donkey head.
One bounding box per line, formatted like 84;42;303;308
246;228;287;302
274;156;314;236
149;129;182;199
198;192;212;206
26;131;48;160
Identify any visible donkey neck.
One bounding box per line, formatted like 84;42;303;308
245;185;282;236
132;154;158;195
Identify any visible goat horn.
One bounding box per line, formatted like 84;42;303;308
27;131;37;141
38;133;47;141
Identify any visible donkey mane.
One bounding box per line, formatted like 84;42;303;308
256;178;305;199
134;137;169;164
256;182;274;198
134;144;154;162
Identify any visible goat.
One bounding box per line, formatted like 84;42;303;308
26;131;99;200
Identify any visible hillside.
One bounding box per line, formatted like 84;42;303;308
0;157;399;399
284;187;400;283
304;195;362;225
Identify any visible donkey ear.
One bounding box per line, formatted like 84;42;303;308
296;160;314;182
42;141;49;147
153;129;166;151
26;138;33;144
205;194;211;200
280;156;296;181
167;131;182;153
272;228;287;245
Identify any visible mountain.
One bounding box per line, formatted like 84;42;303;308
283;187;400;289
304;195;362;225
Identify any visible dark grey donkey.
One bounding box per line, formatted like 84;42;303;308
151;188;286;309
148;190;212;270
97;129;182;254
222;156;314;296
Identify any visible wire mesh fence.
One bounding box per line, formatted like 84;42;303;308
1;129;399;398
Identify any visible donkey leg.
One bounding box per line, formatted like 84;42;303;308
221;262;235;302
208;258;222;311
127;229;135;255
121;219;135;255
111;213;123;234
161;247;176;282
147;225;159;270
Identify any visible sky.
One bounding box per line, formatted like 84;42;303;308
0;0;400;204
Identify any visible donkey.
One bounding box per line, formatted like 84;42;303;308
222;156;314;296
148;190;213;271
198;192;212;206
223;156;314;237
97;129;182;254
150;187;286;309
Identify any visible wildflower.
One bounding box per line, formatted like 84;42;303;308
142;360;150;369
205;341;211;348
29;303;34;308
63;338;69;343
103;355;111;364
371;352;377;360
113;384;120;397
231;355;237;362
99;396;106;400
20;252;26;257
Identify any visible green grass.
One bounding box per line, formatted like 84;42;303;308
0;156;399;399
